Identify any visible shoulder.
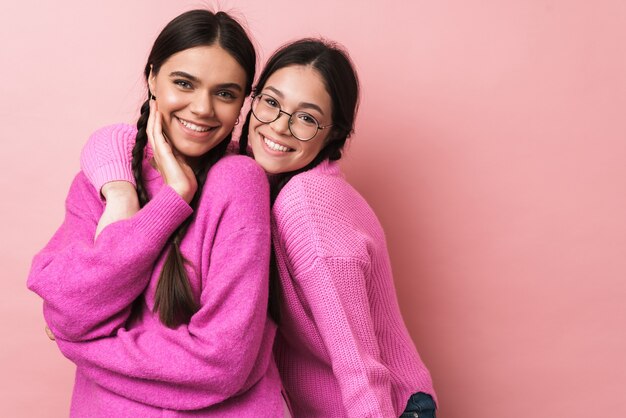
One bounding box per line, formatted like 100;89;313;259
275;161;361;220
201;154;269;207
195;155;270;239
273;161;380;260
207;154;268;191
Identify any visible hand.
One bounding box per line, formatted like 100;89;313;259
45;326;55;341
96;181;140;239
147;100;197;204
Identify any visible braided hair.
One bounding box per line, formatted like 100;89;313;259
132;10;256;327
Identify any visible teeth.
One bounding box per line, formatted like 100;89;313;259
178;117;212;132
264;137;291;152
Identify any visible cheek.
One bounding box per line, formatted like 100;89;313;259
249;118;261;134
158;89;185;112
217;102;244;126
303;139;326;158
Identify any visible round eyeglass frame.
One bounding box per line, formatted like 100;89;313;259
251;93;333;142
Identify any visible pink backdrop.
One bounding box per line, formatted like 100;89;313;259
1;1;625;417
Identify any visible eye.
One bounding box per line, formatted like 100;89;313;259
262;95;279;108
217;90;237;100
295;112;319;127
174;79;193;89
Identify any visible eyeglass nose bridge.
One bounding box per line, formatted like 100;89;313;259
274;108;295;125
252;94;324;141
269;109;295;135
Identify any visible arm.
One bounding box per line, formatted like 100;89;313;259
80;107;195;237
94;182;140;238
80;123;140;237
31;107;197;341
27;174;193;342
79;123;137;193
288;254;396;417
273;173;396;416
53;159;273;410
80;124;141;237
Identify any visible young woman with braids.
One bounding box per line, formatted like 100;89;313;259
77;39;437;417
27;10;287;417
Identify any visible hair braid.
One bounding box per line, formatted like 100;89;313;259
238;110;253;155
132;99;151;207
153;134;231;327
136;9;257;327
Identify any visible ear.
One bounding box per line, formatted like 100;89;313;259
148;65;157;97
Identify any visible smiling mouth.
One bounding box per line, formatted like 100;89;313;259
263;135;294;152
177;117;216;133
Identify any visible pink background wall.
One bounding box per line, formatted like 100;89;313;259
1;1;624;416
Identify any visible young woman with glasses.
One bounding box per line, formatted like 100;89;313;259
77;38;437;417
27;10;286;417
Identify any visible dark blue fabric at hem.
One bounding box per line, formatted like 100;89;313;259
399;392;436;418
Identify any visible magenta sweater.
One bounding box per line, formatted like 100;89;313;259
28;124;282;417
79;125;437;417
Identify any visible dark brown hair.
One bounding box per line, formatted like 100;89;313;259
238;39;360;323
239;38;359;202
131;10;256;327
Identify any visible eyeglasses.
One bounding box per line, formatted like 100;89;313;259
251;93;332;141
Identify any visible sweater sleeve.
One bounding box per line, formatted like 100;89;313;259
27;173;192;341
79;124;137;193
273;169;397;417
52;160;273;410
288;254;396;417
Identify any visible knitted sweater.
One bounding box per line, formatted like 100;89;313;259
28;124;282;417
79;126;437;417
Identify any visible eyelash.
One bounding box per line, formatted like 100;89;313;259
172;80;238;102
261;94;319;123
217;91;237;100
174;79;192;89
264;97;278;107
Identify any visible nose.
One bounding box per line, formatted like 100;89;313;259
269;111;291;136
190;93;214;117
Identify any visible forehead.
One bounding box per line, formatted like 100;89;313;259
159;45;246;86
263;65;332;113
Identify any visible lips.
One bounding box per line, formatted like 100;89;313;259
262;135;294;152
176;116;216;133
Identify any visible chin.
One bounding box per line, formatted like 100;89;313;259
256;160;282;175
174;137;215;155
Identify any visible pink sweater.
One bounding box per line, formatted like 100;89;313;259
28;124;282;417
79;126;437;417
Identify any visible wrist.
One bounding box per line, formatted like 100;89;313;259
101;181;137;201
172;185;195;204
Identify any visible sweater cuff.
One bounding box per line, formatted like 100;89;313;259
133;185;193;242
90;162;137;194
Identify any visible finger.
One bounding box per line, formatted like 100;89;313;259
147;101;157;161
154;111;174;153
153;111;177;170
45;326;56;341
153;109;166;150
152;111;168;170
175;154;193;175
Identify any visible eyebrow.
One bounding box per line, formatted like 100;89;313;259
265;86;325;116
169;71;243;92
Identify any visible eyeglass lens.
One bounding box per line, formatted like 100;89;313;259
252;94;320;141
